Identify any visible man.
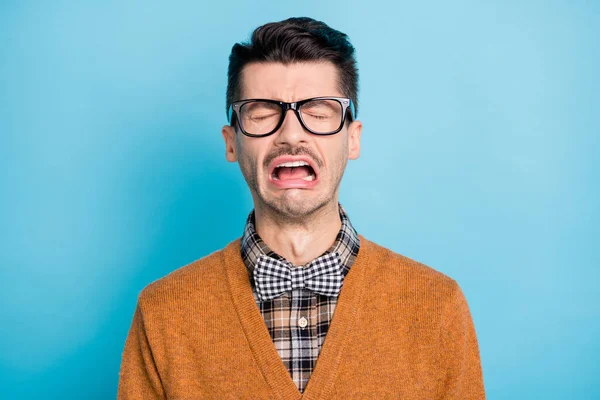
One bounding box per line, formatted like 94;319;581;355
118;17;485;399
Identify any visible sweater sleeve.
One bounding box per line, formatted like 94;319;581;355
438;282;486;399
118;301;166;399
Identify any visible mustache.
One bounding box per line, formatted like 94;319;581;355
264;147;323;169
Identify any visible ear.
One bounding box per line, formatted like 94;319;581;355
347;120;362;160
221;125;238;162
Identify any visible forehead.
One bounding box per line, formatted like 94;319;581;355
240;62;341;101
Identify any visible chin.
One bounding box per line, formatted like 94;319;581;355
262;192;332;219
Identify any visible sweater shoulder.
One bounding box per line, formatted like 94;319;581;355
361;236;460;294
359;237;467;326
137;239;239;307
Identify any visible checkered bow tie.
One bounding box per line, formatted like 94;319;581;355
253;252;343;302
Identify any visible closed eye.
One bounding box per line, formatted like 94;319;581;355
248;113;279;121
304;114;332;120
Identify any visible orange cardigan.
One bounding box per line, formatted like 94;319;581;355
118;236;485;399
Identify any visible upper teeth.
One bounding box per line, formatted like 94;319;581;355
276;161;310;168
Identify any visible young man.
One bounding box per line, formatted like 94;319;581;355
118;17;485;399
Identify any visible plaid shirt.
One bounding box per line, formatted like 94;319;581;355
240;204;360;393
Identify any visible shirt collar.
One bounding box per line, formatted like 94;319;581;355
240;203;360;280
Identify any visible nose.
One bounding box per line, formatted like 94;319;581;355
274;109;310;147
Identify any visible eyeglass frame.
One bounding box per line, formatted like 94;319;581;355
227;96;356;138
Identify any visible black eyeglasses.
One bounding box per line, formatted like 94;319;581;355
227;96;355;137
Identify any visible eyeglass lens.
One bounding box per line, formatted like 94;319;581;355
239;99;343;135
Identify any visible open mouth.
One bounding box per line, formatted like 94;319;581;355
267;156;320;188
272;161;317;182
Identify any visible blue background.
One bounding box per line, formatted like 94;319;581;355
1;1;598;398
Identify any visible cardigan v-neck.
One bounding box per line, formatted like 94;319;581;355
239;203;360;393
118;235;485;399
222;235;371;400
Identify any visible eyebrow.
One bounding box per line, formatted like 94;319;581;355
301;99;339;111
243;101;280;111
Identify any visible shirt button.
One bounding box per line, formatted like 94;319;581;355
298;316;308;329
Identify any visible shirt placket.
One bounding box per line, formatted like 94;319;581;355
289;288;318;393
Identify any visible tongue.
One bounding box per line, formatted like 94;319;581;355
277;166;312;180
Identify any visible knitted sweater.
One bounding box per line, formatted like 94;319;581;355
118;236;485;399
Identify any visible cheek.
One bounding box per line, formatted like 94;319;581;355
236;141;266;175
243;138;274;169
324;138;349;171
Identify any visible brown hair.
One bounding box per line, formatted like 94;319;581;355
226;17;359;121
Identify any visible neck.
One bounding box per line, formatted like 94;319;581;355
254;201;342;266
